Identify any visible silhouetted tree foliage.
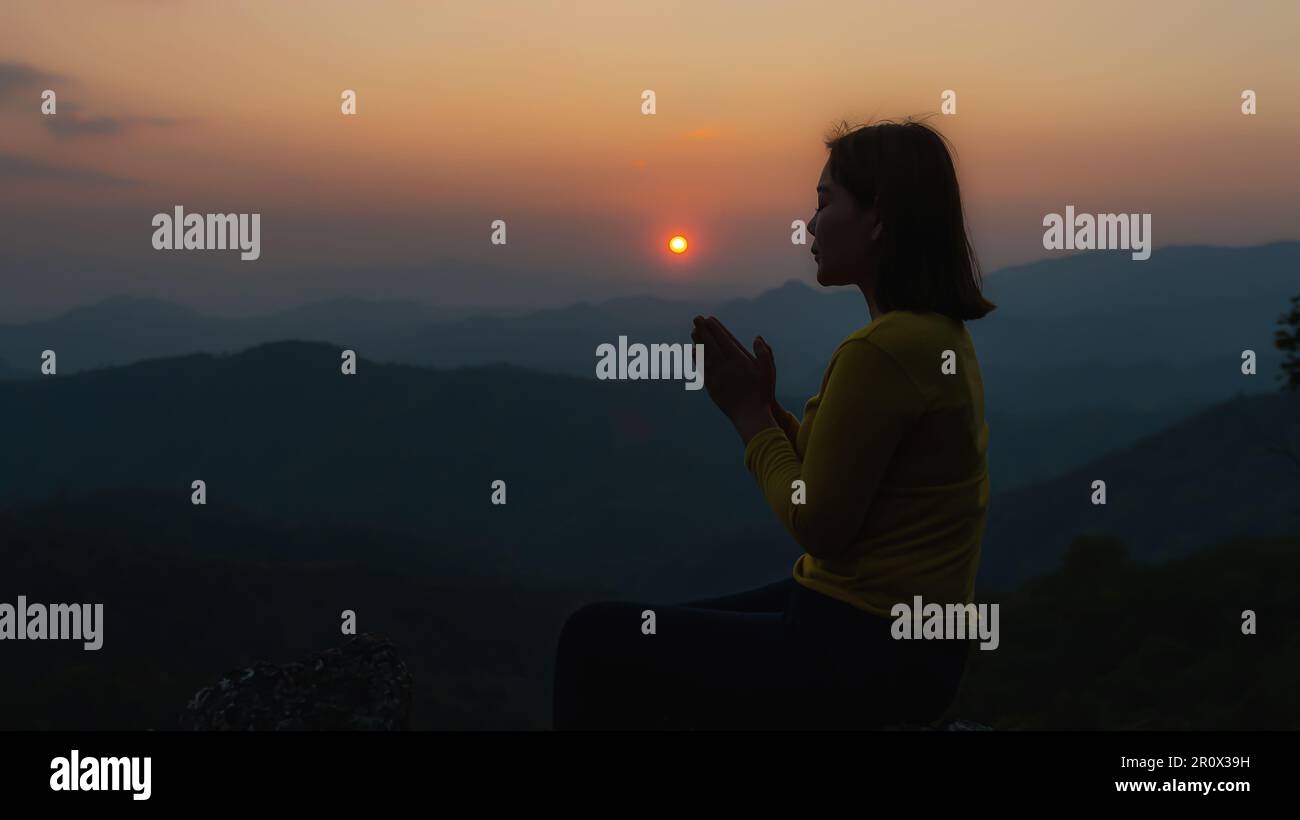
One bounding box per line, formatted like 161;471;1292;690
950;533;1300;729
1276;293;1300;391
1267;295;1300;484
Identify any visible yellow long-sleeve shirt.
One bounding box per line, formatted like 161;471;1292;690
743;309;990;618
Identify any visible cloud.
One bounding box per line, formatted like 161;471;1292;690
0;61;67;104
0;60;188;136
44;113;122;136
0;152;138;187
43;112;188;138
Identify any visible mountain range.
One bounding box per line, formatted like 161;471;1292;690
2;340;1295;593
4;242;1295;495
2;242;1293;413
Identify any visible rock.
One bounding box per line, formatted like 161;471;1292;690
180;634;413;730
936;718;994;730
884;717;994;731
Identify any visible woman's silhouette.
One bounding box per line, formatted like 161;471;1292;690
553;117;996;729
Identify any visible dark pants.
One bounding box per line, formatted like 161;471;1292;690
553;578;970;730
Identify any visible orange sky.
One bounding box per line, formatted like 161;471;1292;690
2;0;1298;318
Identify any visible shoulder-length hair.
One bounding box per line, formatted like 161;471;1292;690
823;116;996;321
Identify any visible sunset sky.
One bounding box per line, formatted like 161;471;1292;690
2;0;1298;320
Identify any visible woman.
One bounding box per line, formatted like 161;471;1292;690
553;117;995;730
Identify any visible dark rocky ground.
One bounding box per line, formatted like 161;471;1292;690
178;633;991;731
180;634;413;730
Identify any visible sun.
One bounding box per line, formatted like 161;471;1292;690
668;235;688;254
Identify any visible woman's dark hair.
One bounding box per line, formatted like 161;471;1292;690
823;116;996;321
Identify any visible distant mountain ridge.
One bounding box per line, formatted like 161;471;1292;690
2;340;1296;596
979;388;1300;588
0;340;775;588
0;295;507;378
2;242;1293;414
5;241;1293;493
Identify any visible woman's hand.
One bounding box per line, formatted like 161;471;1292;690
706;318;780;417
690;316;777;443
752;336;799;446
754;336;777;414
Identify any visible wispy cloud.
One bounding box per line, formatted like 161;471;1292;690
1;60;189;137
0;152;138;187
0;61;67;104
44;112;188;138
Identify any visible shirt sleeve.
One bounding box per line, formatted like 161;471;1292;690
742;338;926;559
773;405;801;447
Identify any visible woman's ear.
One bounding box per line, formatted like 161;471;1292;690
861;195;884;243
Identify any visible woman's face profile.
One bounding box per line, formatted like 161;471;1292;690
809;158;882;290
